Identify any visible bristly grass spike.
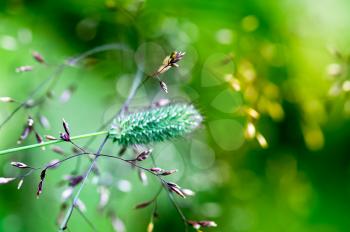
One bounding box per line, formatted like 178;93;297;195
109;103;202;146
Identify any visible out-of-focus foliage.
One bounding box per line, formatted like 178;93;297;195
1;0;350;231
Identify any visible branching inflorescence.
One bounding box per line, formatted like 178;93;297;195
0;45;217;232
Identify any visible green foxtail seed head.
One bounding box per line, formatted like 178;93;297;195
109;103;202;146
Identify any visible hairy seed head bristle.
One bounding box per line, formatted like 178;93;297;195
109;103;202;146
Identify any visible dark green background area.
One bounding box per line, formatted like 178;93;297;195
1;0;350;231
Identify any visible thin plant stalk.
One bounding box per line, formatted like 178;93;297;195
59;136;109;231
0;131;108;156
0;43;129;131
59;65;144;231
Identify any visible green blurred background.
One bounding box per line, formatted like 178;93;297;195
1;0;350;231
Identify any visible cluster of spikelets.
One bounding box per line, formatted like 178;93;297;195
109;103;202;146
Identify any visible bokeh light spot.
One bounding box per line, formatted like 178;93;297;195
190;139;215;170
241;15;259;32
134;42;165;75
215;28;234;45
201;53;235;87
209;119;245;151
154;143;185;182
0;35;17;51
211;89;242;113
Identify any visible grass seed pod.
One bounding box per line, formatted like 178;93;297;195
110;103;202;146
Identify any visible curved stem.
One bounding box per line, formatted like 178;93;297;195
0;64;66;131
76;208;98;232
67;43;129;66
0;130;108;156
164;185;189;232
150;153;189;231
59;136;109;231
0;43;129;132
